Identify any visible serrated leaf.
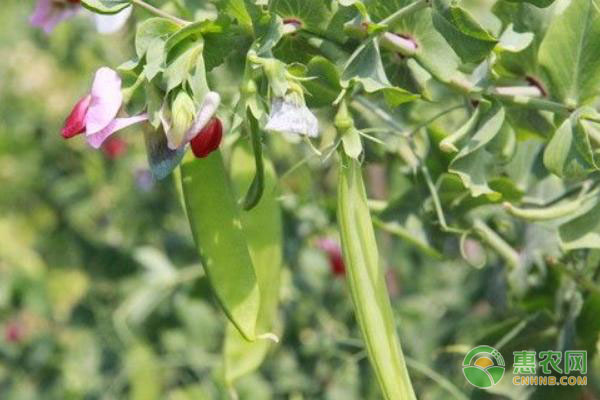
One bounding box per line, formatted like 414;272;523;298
81;0;130;14
449;103;506;199
538;0;600;106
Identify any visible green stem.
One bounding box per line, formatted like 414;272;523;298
472;219;520;269
131;0;190;26
489;90;571;114
380;0;430;27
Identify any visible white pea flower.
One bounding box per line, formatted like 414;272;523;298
265;96;319;139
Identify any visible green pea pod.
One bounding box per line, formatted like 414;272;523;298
180;151;260;340
337;154;416;400
224;143;283;385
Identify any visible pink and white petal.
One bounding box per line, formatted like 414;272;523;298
94;6;132;34
85;67;123;134
181;92;221;146
87;114;148;149
31;0;79;34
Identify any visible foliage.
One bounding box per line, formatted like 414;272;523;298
2;0;600;399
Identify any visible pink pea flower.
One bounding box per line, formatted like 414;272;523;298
62;67;147;148
30;0;81;34
31;0;132;34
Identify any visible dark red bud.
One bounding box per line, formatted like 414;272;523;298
62;94;91;139
316;238;346;277
190;118;223;158
102;137;128;159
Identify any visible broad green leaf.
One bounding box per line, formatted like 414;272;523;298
368;0;462;83
432;0;498;63
497;23;534;53
449;103;506;199
342;39;419;106
303;56;342;108
135;18;180;58
543;117;597;180
337;155;416;400
164;41;203;91
559;195;600;249
270;0;332;33
180;151;260;340
224;143;283;386
538;0;600;106
221;0;261;34
81;0;130;14
145;38;166;81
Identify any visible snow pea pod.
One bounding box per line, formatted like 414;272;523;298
337;154;416;400
224;143;283;386
180;151;260;340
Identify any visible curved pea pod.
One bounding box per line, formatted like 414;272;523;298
337;154;416;400
180;151;260;340
224;143;283;386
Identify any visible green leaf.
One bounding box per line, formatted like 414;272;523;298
342;39;419;106
538;0;600;106
302;56;342;108
559;195;600;249
432;0;498;63
270;0;332;33
337;155;416;400
164;41;203;92
144;38;166;81
135;18;180;58
449;103;506;199
81;0;130;14
180;151;261;340
368;0;462;83
543;117;597;180
224;143;283;386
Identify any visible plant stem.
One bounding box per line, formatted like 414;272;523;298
489;90;571;114
131;0;190;26
381;0;430;27
472;219;520;269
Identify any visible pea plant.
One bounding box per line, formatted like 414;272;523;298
34;0;600;398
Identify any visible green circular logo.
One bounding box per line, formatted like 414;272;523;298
462;345;505;389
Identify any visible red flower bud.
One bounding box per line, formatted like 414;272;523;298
4;320;24;343
190;117;223;158
316;238;346;277
102;137;128;159
62;94;92;139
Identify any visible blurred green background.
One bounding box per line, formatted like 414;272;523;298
1;1;599;399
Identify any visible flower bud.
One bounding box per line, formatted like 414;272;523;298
190;118;223;158
167;91;196;150
62;94;92;139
